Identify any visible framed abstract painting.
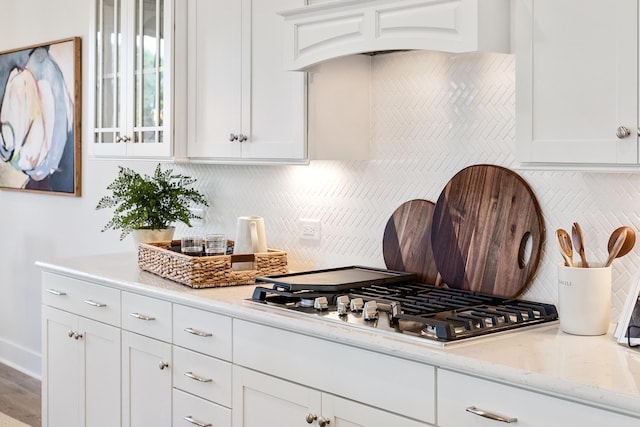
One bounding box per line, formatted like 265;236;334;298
0;37;81;196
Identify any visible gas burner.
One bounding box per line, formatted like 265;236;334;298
248;267;558;345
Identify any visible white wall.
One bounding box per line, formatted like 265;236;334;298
0;0;160;376
2;1;639;378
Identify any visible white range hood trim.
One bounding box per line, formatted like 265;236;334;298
279;0;510;71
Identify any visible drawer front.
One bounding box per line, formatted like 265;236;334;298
42;272;120;326
173;388;231;427
173;304;232;360
173;346;232;407
438;369;640;427
122;292;172;342
233;319;436;424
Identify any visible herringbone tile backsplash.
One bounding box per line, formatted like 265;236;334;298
177;50;640;321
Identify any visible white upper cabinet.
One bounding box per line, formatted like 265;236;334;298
515;0;638;165
186;0;307;163
91;0;175;158
279;0;511;70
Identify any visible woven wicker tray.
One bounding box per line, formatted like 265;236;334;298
138;240;288;288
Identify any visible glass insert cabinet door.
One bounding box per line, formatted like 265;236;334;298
93;0;173;157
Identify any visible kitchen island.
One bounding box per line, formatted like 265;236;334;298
37;253;640;427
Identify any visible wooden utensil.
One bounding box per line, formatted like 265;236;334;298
605;228;628;267
431;165;545;298
556;228;574;267
383;199;440;285
607;226;636;261
571;222;588;268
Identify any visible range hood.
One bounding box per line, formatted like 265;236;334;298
279;0;511;71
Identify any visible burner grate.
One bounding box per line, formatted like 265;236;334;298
250;280;558;342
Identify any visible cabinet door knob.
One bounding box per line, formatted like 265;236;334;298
318;417;331;427
229;133;239;141
616;126;631;139
306;413;317;424
238;134;248;142
158;361;169;370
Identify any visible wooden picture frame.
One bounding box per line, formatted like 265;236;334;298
615;275;640;347
0;37;81;196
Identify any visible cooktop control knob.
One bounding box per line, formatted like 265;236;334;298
363;300;378;321
314;296;329;310
350;297;364;312
336;295;350;316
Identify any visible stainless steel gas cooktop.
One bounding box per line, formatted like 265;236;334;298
246;266;558;346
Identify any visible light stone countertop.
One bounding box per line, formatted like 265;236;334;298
36;252;640;418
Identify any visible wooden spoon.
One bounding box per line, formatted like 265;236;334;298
607;226;636;261
605;228;629;267
571;222;589;268
556;229;574;267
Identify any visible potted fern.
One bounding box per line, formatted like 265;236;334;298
96;164;209;243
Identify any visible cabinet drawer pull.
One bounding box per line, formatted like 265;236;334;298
129;312;156;321
466;406;517;423
46;289;67;296
84;299;107;308
184;327;212;337
183;416;211;427
184;371;213;383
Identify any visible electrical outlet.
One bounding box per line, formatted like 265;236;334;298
299;218;321;242
189;208;205;226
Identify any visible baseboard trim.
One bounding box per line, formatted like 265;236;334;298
0;338;41;380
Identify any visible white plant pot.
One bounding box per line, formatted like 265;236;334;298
131;227;176;249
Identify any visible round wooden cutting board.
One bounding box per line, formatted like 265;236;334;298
431;165;545;297
382;199;440;285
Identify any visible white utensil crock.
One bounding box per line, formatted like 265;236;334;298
233;216;267;270
557;262;611;336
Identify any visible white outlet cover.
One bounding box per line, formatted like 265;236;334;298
299;218;321;242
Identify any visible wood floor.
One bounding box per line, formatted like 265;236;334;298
0;363;41;426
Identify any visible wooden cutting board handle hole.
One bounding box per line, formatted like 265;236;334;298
518;232;533;269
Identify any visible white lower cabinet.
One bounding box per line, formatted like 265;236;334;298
121;331;172;427
173;389;231;427
41;270;640;427
42;306;120;427
172;303;233;426
232;319;436;426
173;346;232;407
437;369;639;427
232;366;322;427
121;291;173;427
233;366;429;427
41;273;121;427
